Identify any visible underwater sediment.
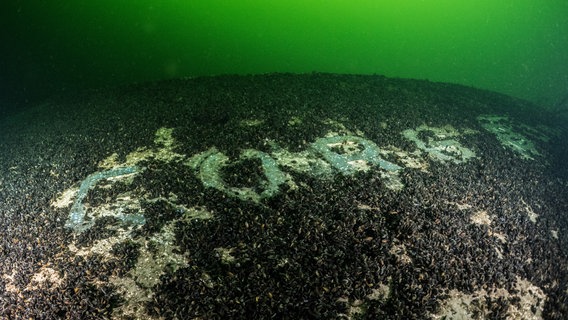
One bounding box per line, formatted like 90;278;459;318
0;73;566;319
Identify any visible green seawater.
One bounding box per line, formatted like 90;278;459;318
2;0;568;109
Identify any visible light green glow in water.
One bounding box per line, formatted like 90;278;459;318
6;0;568;105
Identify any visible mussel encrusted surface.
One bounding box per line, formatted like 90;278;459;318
0;74;566;319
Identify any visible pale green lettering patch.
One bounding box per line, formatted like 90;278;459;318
402;125;476;164
477;115;553;160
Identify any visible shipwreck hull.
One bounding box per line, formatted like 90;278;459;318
0;73;566;319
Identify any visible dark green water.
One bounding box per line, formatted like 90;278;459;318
2;1;568;110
